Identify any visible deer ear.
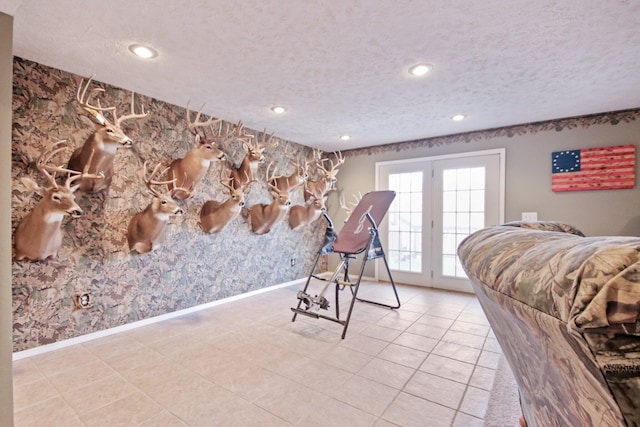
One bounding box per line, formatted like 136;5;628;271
194;134;202;145
20;177;41;193
69;184;81;193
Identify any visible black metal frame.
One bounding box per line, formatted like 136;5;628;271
291;212;400;339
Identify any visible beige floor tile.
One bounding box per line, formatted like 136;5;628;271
254;376;329;424
333;375;399;416
13;282;503;426
393;332;438;353
483;336;503;353
339;333;389;356
358;357;415;390
450;319;491;337
405;322;447;340
415;313;455;329
420;354;475;384
432;340;482;364
322;345;374;373
459;385;491;418
382;392;455;427
30;345;99;377
215;399;291;426
477;349;502;369
377;343;428;369
141;368;216;407
441;329;486;349
81;332;145;360
13;377;59;411
61;373;137;416
137;410;189;427
452;412;484;427
12;357;44;387
469;365;498;390
299;397;378;427
79;391;162;427
164;383;245;426
404;370;467;409
46;359;116;394
217;363;284;402
101;345;169;373
13;396;78;427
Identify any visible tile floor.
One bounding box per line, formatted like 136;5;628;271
12;280;502;426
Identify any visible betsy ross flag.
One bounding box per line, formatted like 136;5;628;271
551;145;635;192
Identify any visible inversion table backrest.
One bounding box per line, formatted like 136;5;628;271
332;190;395;254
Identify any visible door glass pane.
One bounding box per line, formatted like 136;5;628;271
441;166;487;278
388;171;422;273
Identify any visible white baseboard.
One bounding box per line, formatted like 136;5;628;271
13;276;308;361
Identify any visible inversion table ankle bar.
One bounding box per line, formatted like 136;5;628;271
291;190;401;339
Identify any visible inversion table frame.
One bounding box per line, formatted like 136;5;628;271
291;190;401;339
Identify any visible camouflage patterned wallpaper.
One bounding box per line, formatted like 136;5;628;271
11;57;326;352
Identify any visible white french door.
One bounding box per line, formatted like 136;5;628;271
376;149;504;292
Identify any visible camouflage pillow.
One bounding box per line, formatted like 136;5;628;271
502;220;585;237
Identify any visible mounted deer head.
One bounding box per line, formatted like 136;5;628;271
167;102;229;200
200;170;254;234
230;128;278;191
247;165;291;235
14;140;104;261
68;75;148;193
268;148;310;194
288;194;327;231
304;151;344;202
127;162;184;254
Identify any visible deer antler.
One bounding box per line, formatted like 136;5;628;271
186;101;221;135
257;129;278;149
76;76;115;125
143;161;176;197
37;140;104;189
115;91;148;126
266;162;286;192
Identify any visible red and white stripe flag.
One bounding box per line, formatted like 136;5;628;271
551;145;635;192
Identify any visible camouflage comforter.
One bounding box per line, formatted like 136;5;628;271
458;222;640;427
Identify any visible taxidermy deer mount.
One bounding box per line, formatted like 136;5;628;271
229;128;278;191
246;165;292;235
127;162;184;254
304;150;344;203
167;102;231;200
288;192;327;231
68;75;148;193
200;169;255;234
14;140;104;261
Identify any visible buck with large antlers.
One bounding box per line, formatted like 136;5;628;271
127;162;184;254
68;75;148;193
304;151;345;202
247;165;292;235
14;140;104;261
230;129;278;191
268;156;309;195
288;193;327;231
200;170;254;234
167;103;230;200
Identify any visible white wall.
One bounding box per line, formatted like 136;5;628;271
327;114;640;277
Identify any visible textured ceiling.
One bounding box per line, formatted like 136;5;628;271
2;0;640;151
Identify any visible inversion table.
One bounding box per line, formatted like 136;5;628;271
291;190;400;338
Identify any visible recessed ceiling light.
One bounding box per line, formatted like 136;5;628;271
270;106;287;114
128;43;158;59
452;114;466;121
408;64;433;76
340;135;351;141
